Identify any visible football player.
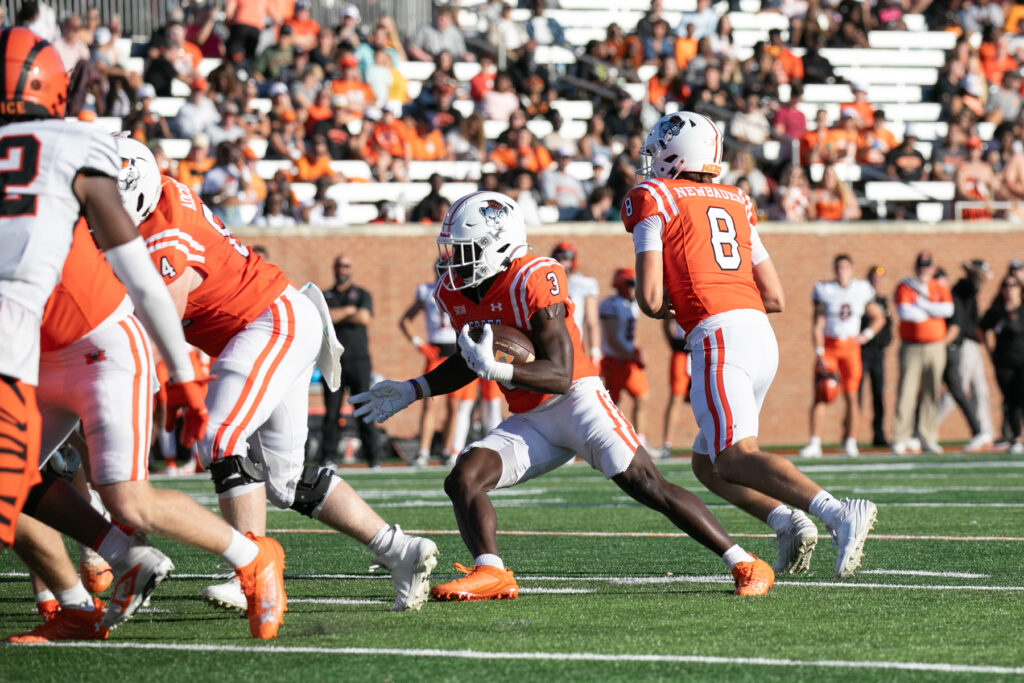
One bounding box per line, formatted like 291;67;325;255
800;254;884;458
550;242;602;362
9;220;287;642
351;191;774;601
659;319;691;459
114;138;438;613
624;111;877;577
599;267;650;443
0;27;205;637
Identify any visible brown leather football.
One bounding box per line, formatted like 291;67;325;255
469;324;535;364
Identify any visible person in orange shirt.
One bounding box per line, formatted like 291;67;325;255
766;28;803;83
409;117;448;160
489;128;553;174
226;0;278;63
839;83;875;130
176;134;215;195
810;164;860;221
331;55;376;120
285;0;319;51
362;102;412;181
980;34;1018;86
674;23;698;69
857;110;899;169
892;251;955;454
289;136;345;183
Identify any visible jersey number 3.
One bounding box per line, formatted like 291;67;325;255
707;207;740;271
0;135;40;217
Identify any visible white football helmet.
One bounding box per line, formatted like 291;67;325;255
437;191;528;290
639;111;724;180
114;133;162;226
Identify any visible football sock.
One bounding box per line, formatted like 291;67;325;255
222;528;259;568
56;581;94;610
721;544;756;570
368;524;397;556
94;526;131;563
484;399;502;431
475;553;504;570
808;490;843;527
766;505;794;534
34;589;56;603
451;401;474;454
807;436;821;447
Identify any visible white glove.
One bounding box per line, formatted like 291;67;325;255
458;324;514;383
349;380;418;423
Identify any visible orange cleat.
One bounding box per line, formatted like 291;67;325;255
430;562;519;602
79;550;114;594
235;533;287;640
732;555;775;596
9;598;107;643
36;599;60;622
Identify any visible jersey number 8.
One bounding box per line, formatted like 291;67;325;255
707;206;740;271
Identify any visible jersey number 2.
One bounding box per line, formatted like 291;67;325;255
0;135;40;217
707;207;740;271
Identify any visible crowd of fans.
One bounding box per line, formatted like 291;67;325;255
13;0;1024;226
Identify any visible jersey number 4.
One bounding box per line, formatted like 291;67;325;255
0;135;40;217
707;207;740;271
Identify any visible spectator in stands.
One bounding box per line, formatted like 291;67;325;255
176;134;215;194
165;21;202;85
187;4;226;58
142;33;179;97
290;136;344;183
488;3;530;57
331;55;376;120
90;26;119;71
106;75;133;118
409;116;448;161
252;190;298;228
741;42;781;99
356;21;405;79
526;0;566;47
496;108;528;146
225;0;276;63
173;78;220;139
361;102;412;182
683;37;718;83
647;55;687;115
310;28;339;79
254;24;295;84
674;23;699;72
490;127;552;175
366;49;408;106
409;174;448;223
605;95;641;142
202;141;249;225
892;251;954;454
605;22;643;72
940;259;995;450
859;110;899;178
541;146;587;219
298;77;331;128
998;140;1024;208
775;164;812;221
284;0;319;51
772;84;807;143
724;150;770;205
931;123;968;181
54;14;90;71
337;3;363;49
980;273;1024;453
801;108;832;165
957;136;999;219
447;112;487;162
730;92;771;147
810;164;861;220
576;186;615;222
470;53;497;101
840;83;875;129
636;0;664;41
986;69;1023;124
18;2;58;42
407;6;473;63
509;169;544;226
960;0;1005;34
125;84;172;142
710;14;736;60
579;113;612;165
521;74;554;120
766;28;804;84
79;6;101;46
833;0;872;48
304;194;348;228
643;18;675;63
607;134;643;208
676;0;718;38
801;32;839;84
267;108;306;161
480;72;520;121
886;131;928;182
313;95;355;159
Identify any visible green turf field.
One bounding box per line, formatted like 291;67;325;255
2;452;1023;681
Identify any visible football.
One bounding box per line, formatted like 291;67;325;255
470;324;535;365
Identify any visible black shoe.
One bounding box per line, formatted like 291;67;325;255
872;437;890;447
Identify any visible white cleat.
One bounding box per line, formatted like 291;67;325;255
920;440;943;454
773;510;819;574
1010;442;1024;455
799;441;823;458
964;432;993;453
369;526;439;612
202;574;247;611
828;499;878;578
844;437;859;457
103;534;175;628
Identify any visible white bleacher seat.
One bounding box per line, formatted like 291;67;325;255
903;14;927;31
726;12;789;30
801;84;927;104
864;181;955;202
115;38;133;69
762;139;781;162
566;161;595;180
254;160;293;179
906;121;947;140
159;138;193;159
91;117;125;134
559;0;695;9
526;119;555;139
247;138;268;158
238;204;259;225
151;97;185;118
833;67;938;86
198;58;222;77
534;46;577;65
453;100;476;117
170;79;192;97
564;27;609;44
345;204;381;224
560;121;588;139
880;102;943;122
867;30;957;50
732;29;787;48
538;205;560;223
406;81;423;100
324;181;478;206
808;163;861;183
621;83;647;102
407;161;483;181
248;98;272;114
125;56;144;75
398;61;482;83
551;100;593;120
819;47;945;68
916;202;944;222
329;161;373;179
290;182;317;204
636;65;658;82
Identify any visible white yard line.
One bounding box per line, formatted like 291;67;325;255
860;570;990;578
17;642;1024;676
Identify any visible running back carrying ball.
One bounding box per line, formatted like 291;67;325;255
470;324;535;364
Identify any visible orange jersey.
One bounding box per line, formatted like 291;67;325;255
40;219;127;352
895;278;952;343
139;176;290;356
434;256;598;413
622;178;765;334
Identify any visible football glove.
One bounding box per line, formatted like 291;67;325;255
165;378;212;448
350;380;418;423
458;324;514;383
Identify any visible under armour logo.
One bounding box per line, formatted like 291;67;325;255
490;303;502;312
85;351;107;364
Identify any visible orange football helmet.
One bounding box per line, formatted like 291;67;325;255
0;27;69;120
551;241;578;272
815;367;841;404
613;267;636;296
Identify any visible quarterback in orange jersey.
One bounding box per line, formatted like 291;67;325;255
352;191;775;601
115;137;438;614
625;111;878;577
9;220;288;642
0;27;207;642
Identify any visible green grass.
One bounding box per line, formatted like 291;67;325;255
2;453;1023;681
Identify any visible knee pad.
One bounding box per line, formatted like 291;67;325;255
209;455;266;495
22;472;60;517
290;465;335;518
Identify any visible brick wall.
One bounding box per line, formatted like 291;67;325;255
235;221;1024;450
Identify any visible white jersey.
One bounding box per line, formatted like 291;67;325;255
567;272;599;329
812;278;876;340
0;119;121;384
417;282;456;345
599;294;639;359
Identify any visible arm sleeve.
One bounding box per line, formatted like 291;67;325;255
632;215;664;253
749;224;769;265
359;288;374;314
103;237;195;382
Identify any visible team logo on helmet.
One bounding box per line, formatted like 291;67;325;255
119;160;142;193
479;199;510;231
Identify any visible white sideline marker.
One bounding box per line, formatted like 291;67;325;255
19;642;1024;676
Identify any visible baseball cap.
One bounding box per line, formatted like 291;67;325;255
915;251;933;267
364;105;382;121
136;83;156;99
851;82;867;93
192;76;208;92
342;3;361;20
295;0;311;9
279;24;293;36
964;258;990;272
331;94;347;108
868;265;886;278
280;108;297;123
1010;259;1023;271
592;153;611;167
966;135;984;149
935;267;948;279
268;81;289;97
93;26;111;46
340;55;358;68
383;99;403;117
192;133;210;148
556;145;574;158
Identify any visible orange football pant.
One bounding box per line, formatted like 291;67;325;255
0;376;41;547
